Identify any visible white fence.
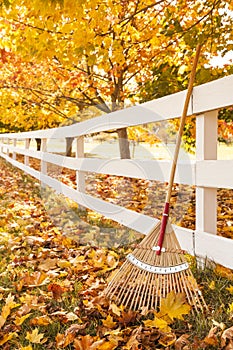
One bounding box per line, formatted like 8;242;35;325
0;75;233;269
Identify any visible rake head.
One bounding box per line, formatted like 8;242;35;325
105;221;207;312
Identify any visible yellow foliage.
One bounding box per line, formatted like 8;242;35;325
157;291;191;322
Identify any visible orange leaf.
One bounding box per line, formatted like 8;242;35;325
56;332;75;348
73;335;94;350
48;283;67;299
30;315;52;326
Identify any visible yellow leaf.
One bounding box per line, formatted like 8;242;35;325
0;332;17;346
143;316;171;332
92;339;118;350
30;315;52;326
20;346;33;350
26;328;44;344
226;285;233;294
102;315;117;329
228;302;233;315
209;281;215;290
57;260;71;268
157;291;191;322
109;303;123;317
14;313;32;326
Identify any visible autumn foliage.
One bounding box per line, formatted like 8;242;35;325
0;157;233;349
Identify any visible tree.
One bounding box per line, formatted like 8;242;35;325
0;0;233;157
138;59;233;151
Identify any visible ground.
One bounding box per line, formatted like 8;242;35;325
0;157;233;349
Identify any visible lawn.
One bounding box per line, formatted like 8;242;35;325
0;157;232;349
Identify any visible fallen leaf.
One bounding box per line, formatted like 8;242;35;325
221;326;233;349
30;315;52;326
157;291;191;322
159;332;176;347
175;334;190;350
109;303;123;317
0;332;17;346
143;315;171;332
48;283;67;299
56;332;76;348
26;328;44;344
14;313;32;326
73;334;94;349
102;315;117;329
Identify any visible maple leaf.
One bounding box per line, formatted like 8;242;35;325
157;291;191;322
226;285;233;294
30;315;52;326
125;326;142;350
48;283;67;299
174;334;190;350
143;315;171;332
26;328;44;344
0;332;17;346
118;310;137;326
159;332;177;347
14;312;32;326
204;326;219;346
102;315;117;329
221;326;233;348
109;303;123;317
56;332;76;348
0;294;20;329
73;334;94;349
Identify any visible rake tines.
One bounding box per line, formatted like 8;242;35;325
105;221;206;311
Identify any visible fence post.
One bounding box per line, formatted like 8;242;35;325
195;110;218;234
76;136;85;192
24;139;30;166
41;138;47;175
13;139;17;160
7;138;11;157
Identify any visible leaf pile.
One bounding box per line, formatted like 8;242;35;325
0;157;233;349
16;154;233;240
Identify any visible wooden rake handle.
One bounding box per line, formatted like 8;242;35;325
156;44;202;255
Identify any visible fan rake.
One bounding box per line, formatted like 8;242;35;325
105;45;207;312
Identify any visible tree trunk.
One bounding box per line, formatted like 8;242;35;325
117;128;131;159
65;137;74;157
35;138;41;151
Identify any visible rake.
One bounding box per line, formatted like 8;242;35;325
105;45;207;312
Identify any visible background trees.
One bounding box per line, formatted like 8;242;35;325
0;0;233;155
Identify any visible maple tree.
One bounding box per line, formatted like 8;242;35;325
139;59;233;150
0;0;233;157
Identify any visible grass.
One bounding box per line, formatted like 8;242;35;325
0;157;232;349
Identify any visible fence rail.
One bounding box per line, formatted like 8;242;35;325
1;75;233;269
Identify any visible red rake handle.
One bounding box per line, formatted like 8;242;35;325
156;44;202;255
156;202;170;253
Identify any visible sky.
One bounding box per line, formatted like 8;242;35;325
210;50;233;67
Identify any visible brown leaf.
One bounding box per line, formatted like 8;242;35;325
48;283;67;300
221;326;233;349
159;332;176;347
204;326;219;346
125;326;142;350
175;334;191;350
118;310;137;326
